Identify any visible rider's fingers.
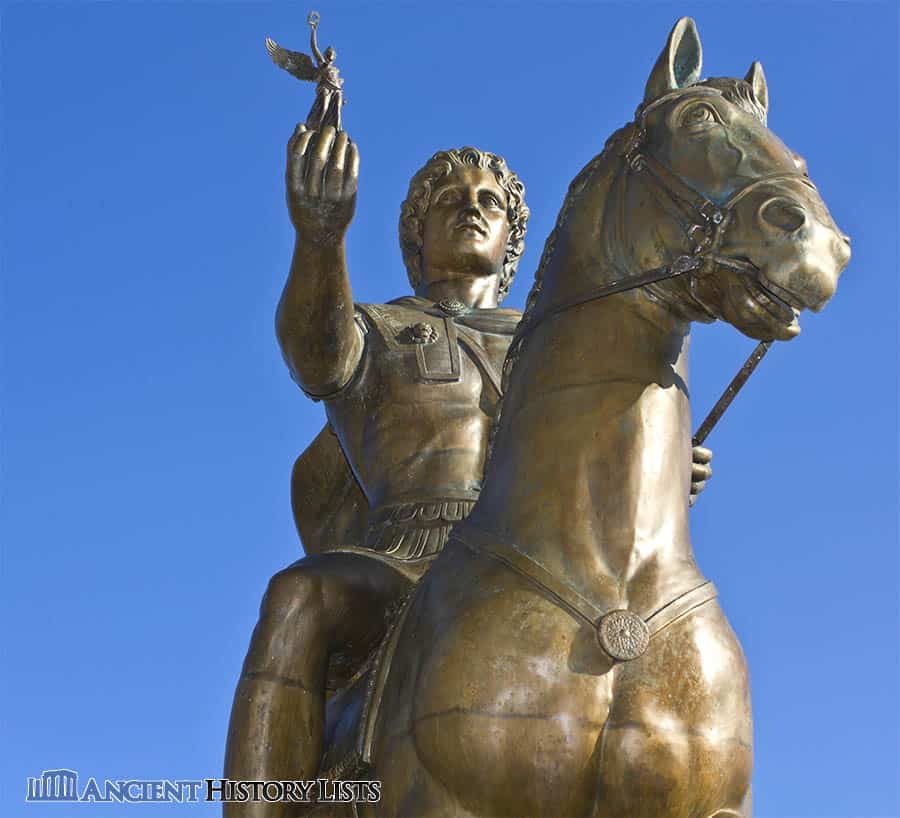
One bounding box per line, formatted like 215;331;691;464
692;462;712;482
287;129;315;195
690;480;707;496
286;123;309;162
692;445;713;465
324;131;350;201
305;126;336;199
343;141;359;199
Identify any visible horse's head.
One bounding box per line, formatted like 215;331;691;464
620;17;850;340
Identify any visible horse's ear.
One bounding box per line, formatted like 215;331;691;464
744;61;769;113
643;17;703;104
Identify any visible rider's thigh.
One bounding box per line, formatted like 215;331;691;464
264;551;412;645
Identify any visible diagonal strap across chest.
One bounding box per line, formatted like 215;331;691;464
453;524;717;662
454;325;504;398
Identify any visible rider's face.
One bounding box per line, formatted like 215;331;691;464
420;167;510;284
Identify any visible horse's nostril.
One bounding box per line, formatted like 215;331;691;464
840;232;852;246
761;200;806;232
836;236;852;267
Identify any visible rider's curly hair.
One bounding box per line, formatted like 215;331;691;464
399;147;529;302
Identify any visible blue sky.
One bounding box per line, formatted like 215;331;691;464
2;2;897;817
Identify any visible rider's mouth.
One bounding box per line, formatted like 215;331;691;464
455;222;487;237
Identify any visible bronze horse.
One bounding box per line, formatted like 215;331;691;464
317;18;850;817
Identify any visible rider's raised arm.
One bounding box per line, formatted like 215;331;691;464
275;125;363;398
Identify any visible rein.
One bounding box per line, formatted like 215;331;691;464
518;87;810;444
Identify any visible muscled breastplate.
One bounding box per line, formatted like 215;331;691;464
324;297;519;560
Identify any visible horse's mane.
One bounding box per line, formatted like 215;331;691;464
484;77;765;467
699;77;767;124
485;121;636;464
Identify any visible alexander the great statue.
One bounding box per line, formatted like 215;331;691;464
223;124;713;815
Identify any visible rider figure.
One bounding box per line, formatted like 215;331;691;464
224;126;712;813
224;128;531;811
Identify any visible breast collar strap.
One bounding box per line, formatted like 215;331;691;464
451;524;718;662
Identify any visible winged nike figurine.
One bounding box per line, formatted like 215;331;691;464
265;11;345;131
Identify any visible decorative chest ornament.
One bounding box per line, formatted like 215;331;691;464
596;610;651;661
408;322;439;345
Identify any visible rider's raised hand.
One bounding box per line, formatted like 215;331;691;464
286;124;359;242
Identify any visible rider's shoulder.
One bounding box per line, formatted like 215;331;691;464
354;297;433;335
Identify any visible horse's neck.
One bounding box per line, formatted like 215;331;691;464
537;133;698;315
471;141;702;613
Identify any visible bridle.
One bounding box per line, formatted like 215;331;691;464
515;86;814;446
449;89;819;657
522;86;813;339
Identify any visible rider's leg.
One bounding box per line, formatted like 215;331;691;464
223;552;410;817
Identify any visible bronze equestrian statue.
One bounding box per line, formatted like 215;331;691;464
225;126;713;813
304;17;849;818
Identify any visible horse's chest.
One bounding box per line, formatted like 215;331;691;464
405;562;615;814
594;602;753;816
396;552;752;816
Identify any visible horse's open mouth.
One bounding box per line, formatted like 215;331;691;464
731;259;800;328
757;274;807;312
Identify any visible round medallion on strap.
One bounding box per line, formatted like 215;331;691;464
597;610;650;661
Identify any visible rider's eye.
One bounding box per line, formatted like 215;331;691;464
481;193;502;208
681;104;717;128
437;189;460;204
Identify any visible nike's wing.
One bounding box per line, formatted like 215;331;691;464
265;38;317;81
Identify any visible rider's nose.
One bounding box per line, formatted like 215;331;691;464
460;201;484;222
760;199;807;233
462;194;480;212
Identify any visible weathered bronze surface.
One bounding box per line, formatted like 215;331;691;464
266;12;345;131
227;15;849;817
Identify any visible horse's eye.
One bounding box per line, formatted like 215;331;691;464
681;104;717;128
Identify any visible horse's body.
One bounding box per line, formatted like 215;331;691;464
366;285;753;818
316;19;849;817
